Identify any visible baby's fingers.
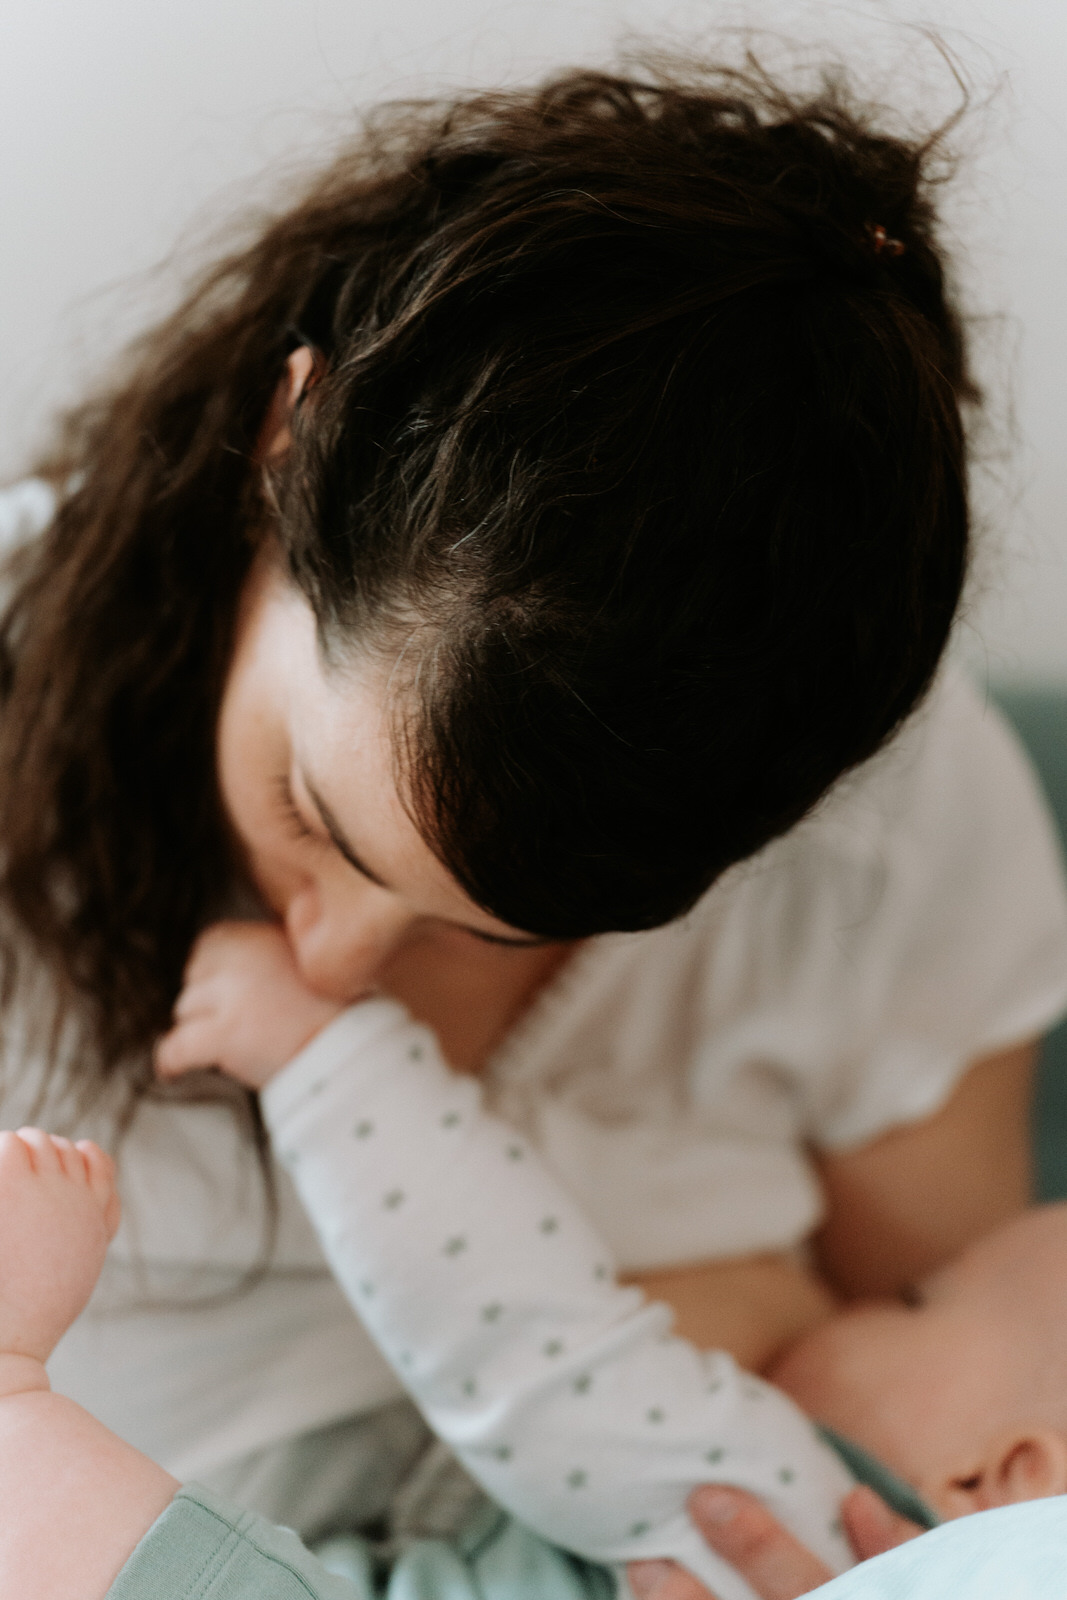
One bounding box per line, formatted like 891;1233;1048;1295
182;920;281;984
154;1019;223;1079
172;980;222;1023
180;923;237;982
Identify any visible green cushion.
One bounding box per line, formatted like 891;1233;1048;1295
989;686;1067;1200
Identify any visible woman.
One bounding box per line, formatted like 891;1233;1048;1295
1;61;1064;1598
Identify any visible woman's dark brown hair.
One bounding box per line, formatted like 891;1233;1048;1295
0;61;972;1095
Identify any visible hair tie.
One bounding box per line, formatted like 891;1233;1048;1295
867;223;905;258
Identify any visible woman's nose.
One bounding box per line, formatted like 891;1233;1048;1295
284;879;414;1002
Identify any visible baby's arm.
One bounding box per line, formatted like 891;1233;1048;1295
0;1130;178;1599
257;1004;855;1600
157;922;856;1600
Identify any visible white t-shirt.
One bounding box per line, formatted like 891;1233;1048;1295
3;480;1066;1481
483;662;1067;1268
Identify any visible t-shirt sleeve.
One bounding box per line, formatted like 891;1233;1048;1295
479;667;1067;1269
789;667;1067;1150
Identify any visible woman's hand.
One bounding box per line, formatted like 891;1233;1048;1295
628;1485;920;1600
154;920;346;1090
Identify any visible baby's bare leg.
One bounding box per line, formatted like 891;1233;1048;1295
0;1130;177;1599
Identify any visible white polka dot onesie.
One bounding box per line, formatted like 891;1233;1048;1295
262;1000;857;1600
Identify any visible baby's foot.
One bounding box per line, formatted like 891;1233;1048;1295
0;1130;119;1365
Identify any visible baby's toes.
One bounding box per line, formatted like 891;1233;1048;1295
48;1135;82;1179
75;1140;120;1234
0;1128;35;1176
15;1127;64;1174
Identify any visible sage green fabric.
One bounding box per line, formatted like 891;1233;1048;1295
816;1428;937;1531
992;686;1067;1201
107;1485;368;1599
107;1484;618;1600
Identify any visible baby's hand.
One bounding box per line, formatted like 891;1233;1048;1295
0;1130;120;1363
155;921;344;1090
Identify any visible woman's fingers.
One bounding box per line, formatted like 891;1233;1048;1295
630;1486;920;1600
840;1486;921;1560
628;1485;846;1600
628;1559;719;1600
686;1487;833;1600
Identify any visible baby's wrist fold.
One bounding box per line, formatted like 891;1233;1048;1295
261;996;416;1123
0;1353;50;1399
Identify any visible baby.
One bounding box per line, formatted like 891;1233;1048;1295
5;919;1066;1598
4;1131;1067;1599
770;1204;1067;1525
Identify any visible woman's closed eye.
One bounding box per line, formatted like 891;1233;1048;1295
273;762;555;947
273;772;317;844
273;770;390;890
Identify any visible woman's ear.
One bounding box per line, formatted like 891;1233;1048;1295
939;1429;1067;1516
255;346;323;465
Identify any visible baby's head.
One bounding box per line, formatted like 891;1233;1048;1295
770;1205;1067;1522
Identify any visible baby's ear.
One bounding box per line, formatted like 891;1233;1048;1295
942;1430;1067;1516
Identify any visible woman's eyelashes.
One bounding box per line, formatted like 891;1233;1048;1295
273;772;317;844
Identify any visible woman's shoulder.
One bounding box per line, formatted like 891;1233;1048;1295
761;663;1041;869
608;661;1063;976
514;663;1061;1013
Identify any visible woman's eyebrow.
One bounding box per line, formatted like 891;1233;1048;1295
300;770;553;949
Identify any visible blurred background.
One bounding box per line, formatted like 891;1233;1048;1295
2;0;1067;684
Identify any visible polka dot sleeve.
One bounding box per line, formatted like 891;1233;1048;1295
261;1001;855;1600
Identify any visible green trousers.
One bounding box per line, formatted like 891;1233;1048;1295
108;1483;618;1600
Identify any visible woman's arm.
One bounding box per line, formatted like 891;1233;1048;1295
625;1040;1035;1352
812;1040;1035;1299
620;1256;838;1374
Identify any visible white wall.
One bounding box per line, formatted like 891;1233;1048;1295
3;0;1067;681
